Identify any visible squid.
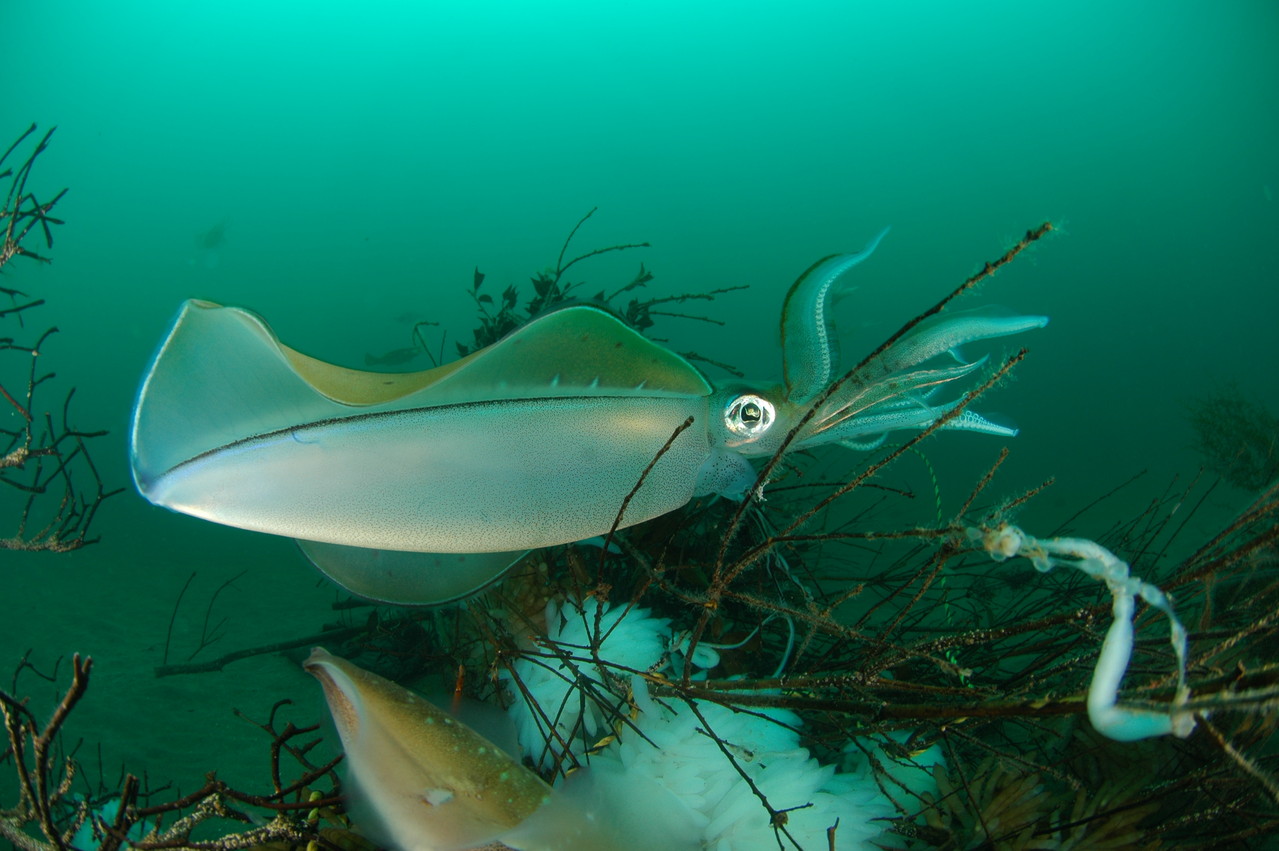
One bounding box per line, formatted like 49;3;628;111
130;229;1047;603
304;647;701;850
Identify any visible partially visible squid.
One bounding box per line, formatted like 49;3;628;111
304;648;700;851
129;230;1046;603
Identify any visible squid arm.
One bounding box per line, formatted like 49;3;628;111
870;306;1048;378
780;226;891;405
801;356;991;444
773;229;1045;459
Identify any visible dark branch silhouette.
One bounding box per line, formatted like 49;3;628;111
1;125;120;552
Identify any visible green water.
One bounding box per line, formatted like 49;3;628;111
2;0;1277;824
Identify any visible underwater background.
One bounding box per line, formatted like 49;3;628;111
2;0;1278;837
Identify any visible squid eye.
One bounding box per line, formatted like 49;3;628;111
724;394;776;439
